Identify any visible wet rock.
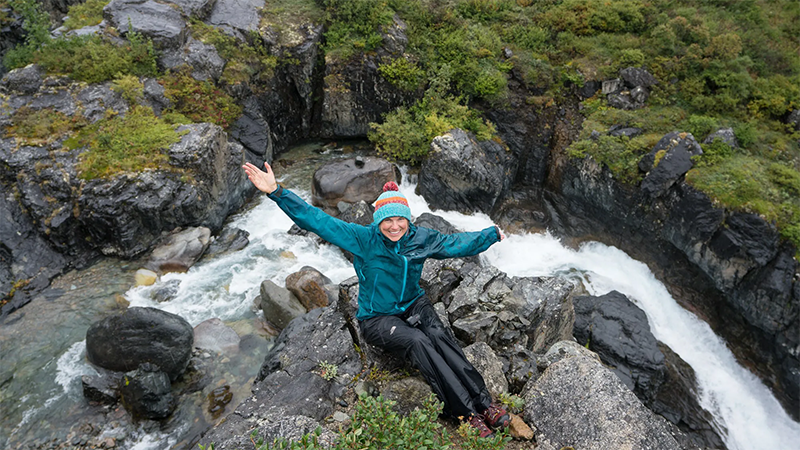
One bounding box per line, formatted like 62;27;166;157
86;307;194;380
258;280;307;330
207;385;233;418
151;279;181;302
82;374;120;405
419;128;514;215
638;131;703;197
229;97;273;158
0;190;67;316
203;227;250;259
104;0;187;49
285;266;336;311
319;17;414;138
145;227;212;274
193;318;241;353
311;157;397;212
119;363;175;420
134;269;158;286
463;342;508;397
573;291;666;403
524;355;681;450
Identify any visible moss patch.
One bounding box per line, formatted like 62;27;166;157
160;70;243;130
67;106;186;180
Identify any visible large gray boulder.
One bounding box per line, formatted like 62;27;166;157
207;0;264;40
159;38;226;81
258;280;307;330
311;157;398;212
104;0;187;49
524;355;682;450
85;307;194;381
419;128;514;214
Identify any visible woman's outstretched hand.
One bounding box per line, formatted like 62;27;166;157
242;162;278;194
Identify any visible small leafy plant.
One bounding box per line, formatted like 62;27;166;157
317;361;338;381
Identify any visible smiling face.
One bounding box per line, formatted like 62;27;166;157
379;217;409;242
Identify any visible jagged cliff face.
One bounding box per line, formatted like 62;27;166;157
535;104;799;419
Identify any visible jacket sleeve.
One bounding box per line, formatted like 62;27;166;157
425;226;501;259
267;186;368;257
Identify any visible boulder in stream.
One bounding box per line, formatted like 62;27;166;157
85;307;194;381
119;362;175;420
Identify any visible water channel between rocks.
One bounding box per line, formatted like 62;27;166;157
1;141;798;450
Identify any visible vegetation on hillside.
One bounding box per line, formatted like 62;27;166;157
317;0;800;252
3;0;798;249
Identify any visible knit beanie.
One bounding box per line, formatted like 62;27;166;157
373;181;411;224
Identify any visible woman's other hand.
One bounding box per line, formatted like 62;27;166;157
243;162;278;194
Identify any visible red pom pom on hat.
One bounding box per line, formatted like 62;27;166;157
383;181;400;192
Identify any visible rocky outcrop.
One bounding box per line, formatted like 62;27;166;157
544;132;800;420
419;128;515;215
198;240;695;449
319;16;417;138
573;291;723;448
524;354;682;450
85;307;194;381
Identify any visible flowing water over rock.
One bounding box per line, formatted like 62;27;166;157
2;141;798;449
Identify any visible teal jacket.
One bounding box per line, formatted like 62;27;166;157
267;186;502;321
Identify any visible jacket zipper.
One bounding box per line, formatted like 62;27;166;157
395;241;408;312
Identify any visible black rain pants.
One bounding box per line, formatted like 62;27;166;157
359;295;492;419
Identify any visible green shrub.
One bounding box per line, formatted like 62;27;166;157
693;138;734;168
3;0;52;69
537;0;647;36
255;394;510;450
161;71;243;130
378;57;424;91
682;114;719;139
111;75;145;104
62;0;108;30
29;32;157;83
369;71;498;164
322;0;394;61
68;106;186;180
567;134;646;184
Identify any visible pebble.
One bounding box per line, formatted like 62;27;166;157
332;411;349;422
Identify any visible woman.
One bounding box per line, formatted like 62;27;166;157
243;161;510;438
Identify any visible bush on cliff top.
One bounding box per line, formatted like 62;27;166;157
160;70;243;131
62;0;108;31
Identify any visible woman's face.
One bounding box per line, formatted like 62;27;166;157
379;217;409;242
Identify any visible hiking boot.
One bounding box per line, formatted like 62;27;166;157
482;403;510;429
467;414;494;438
